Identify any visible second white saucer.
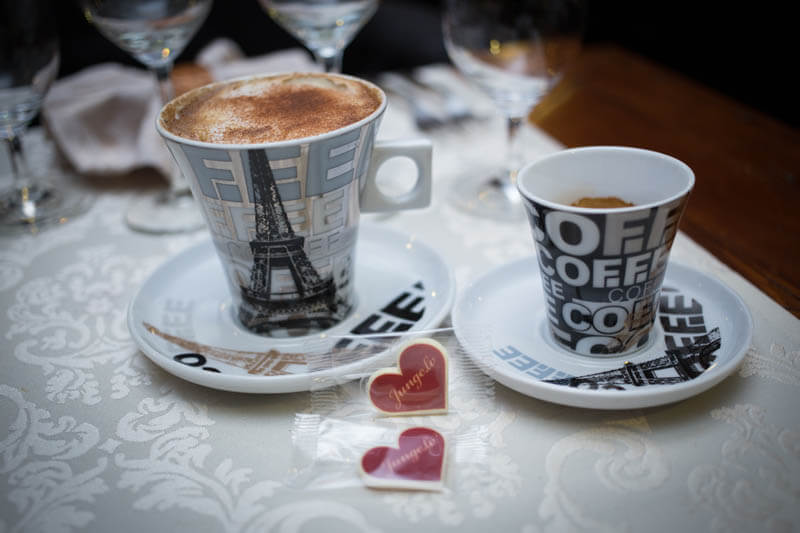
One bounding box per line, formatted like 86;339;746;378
452;257;753;409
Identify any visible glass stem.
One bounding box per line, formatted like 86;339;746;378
313;49;343;73
4;128;31;190
505;115;524;186
153;63;175;105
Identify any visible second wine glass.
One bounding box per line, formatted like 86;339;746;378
260;0;378;73
443;0;584;221
81;0;213;233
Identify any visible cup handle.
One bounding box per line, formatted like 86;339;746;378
360;139;432;212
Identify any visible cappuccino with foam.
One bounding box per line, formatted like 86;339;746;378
155;72;431;336
160;72;382;144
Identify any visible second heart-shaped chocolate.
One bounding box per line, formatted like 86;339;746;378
367;338;448;415
360;427;446;489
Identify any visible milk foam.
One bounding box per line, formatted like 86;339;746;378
160;73;382;144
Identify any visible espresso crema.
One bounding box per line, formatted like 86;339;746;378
570;196;635;208
160;73;383;144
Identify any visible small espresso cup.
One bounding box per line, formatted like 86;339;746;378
156;72;432;336
517;146;694;356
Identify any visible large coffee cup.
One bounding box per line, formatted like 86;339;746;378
157;72;432;336
517;146;694;356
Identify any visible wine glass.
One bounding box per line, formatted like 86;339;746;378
80;0;213;233
259;0;379;73
1;0;92;233
443;0;584;221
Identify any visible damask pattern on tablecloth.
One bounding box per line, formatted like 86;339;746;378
536;417;669;533
379;447;523;526
739;345;800;386
241;500;380;532
688;404;800;533
5;245;164;405
2;192;207;406
0;228;87;293
0;383;383;533
0;385;109;533
0;194;137;291
113;390;286;531
111;387;385;532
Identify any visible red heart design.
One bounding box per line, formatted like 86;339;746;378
360;427;446;489
367;339;448;415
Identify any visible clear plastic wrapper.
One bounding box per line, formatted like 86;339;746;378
287;327;497;491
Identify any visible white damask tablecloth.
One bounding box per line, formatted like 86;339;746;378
1;86;799;533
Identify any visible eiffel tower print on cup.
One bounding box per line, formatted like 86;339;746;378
157;72;432;336
516;147;695;357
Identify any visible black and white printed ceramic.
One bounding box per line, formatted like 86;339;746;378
127;225;455;393
517;147;695;357
157;73;432;336
452;257;752;409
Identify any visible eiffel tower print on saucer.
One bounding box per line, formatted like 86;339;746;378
452;258;753;409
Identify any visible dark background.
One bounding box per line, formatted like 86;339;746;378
54;0;797;127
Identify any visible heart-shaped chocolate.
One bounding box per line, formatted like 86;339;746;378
367;338;448;415
360;427;446;490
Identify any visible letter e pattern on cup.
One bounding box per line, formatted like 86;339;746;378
524;199;687;355
166;121;377;334
516;147;694;356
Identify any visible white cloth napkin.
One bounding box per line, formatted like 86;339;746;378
42;39;318;179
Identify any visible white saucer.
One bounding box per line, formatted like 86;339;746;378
452;258;753;409
128;224;455;393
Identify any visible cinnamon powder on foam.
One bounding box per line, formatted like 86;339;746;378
161;74;382;144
